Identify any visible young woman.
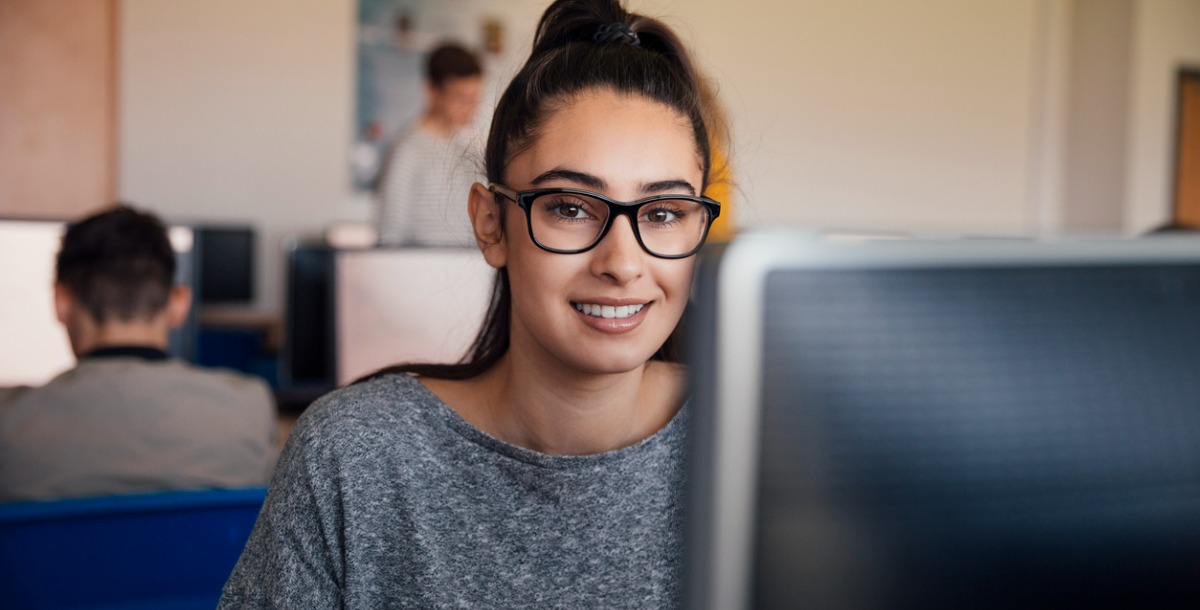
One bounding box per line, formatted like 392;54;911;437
220;0;721;606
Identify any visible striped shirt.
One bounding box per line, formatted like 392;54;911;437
374;125;480;247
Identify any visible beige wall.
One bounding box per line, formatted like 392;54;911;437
1060;0;1132;232
115;0;1200;311
652;0;1043;235
119;0;356;312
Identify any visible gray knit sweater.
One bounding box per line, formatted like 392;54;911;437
219;373;687;609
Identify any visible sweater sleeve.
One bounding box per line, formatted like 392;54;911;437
218;411;346;608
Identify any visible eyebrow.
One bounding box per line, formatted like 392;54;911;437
530;169;605;190
641;179;696;196
530;168;697;196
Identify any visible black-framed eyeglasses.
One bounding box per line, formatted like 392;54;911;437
489;184;721;259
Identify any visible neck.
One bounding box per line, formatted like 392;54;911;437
419;113;457;139
71;318;171;357
448;351;682;456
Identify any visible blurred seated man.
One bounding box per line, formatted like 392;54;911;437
0;205;276;502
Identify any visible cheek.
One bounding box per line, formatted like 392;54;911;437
505;230;573;304
659;259;698;303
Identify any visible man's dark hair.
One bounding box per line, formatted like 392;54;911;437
426;43;483;88
56;205;176;323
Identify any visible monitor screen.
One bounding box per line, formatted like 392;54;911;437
0;218;197;388
0;220;73;386
685;231;1200;609
333;248;493;385
196;226;254;304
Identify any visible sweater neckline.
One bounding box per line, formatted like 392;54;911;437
401;374;688;469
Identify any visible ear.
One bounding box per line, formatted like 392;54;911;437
468;182;507;269
54;283;89;357
54;283;74;325
165;285;193;328
424;81;439;108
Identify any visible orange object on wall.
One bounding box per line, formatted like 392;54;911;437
1174;70;1200;227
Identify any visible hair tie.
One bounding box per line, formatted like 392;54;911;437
594;22;640;47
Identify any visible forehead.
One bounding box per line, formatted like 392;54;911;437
507;89;703;190
435;75;482;94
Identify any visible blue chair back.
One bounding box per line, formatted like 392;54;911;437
0;487;266;610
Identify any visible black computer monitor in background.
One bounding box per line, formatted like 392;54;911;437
195;226;255;304
685;230;1200;609
279;241;335;393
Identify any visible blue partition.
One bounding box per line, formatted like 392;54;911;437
0;487;266;610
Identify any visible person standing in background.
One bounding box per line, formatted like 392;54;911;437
375;42;484;247
0;205;276;502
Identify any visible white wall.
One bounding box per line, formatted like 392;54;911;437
117;0;1200;312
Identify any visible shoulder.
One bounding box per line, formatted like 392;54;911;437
389;124;440;154
306;373;433;418
59;359;276;416
290;373;446;453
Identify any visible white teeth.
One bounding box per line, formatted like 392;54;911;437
574;302;645;319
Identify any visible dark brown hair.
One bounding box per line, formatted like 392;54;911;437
361;0;713;382
56;204;176;324
426;43;483;88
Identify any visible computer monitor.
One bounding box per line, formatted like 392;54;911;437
685;230;1200;609
333;248;493;385
195;226;255;304
0;218;197;387
280;241;335;392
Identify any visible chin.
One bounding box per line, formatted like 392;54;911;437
567;347;660;376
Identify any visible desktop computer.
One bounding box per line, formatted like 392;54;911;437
279;244;494;394
685;230;1200;609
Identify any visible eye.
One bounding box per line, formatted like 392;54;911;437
644;208;678;223
540;196;601;222
640;203;689;226
552;202;587;220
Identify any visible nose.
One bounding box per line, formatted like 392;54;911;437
590;215;645;284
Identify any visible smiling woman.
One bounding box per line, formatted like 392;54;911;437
460;89;709;394
219;1;721;607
